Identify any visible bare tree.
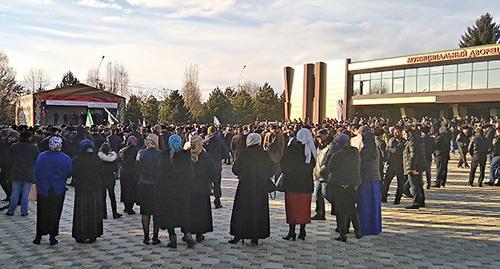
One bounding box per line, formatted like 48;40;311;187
0;51;25;123
86;68;105;90
181;64;202;118
104;61;129;95
24;68;50;93
240;81;260;97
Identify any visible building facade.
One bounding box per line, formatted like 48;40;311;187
283;44;500;123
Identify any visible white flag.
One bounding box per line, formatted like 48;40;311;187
213;116;221;126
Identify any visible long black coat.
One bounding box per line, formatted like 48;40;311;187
189;152;217;234
230;145;272;240
72;153;104;241
281;141;314;193
155;150;193;230
5;142;39;183
119;146;139;204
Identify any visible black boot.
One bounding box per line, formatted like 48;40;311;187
33;234;42;245
298;224;306;241
282;224;296;241
167;234;177;249
214;198;222;209
184;233;195;248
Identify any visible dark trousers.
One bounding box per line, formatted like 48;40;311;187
103;182;118;217
457;146;469;167
435;156;449;185
408;173;425;206
469;155;487;185
331;184;360;235
313;180;327;215
382;165;404;201
424;160;432;187
212;170;222;200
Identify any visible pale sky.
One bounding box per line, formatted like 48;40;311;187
1;0;499;99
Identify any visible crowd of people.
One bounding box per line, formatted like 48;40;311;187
0;115;499;247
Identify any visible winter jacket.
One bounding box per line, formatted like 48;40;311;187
403;133;426;175
204;133;228;170
5;142;39;183
313;136;335;182
327;146;362;186
263;130;286;163
281;141;315;193
34;151;72;197
468;134;492;159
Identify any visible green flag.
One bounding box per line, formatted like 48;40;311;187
85;110;94;127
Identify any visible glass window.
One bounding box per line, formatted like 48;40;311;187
488;69;500;88
371;79;382;94
353;74;361;81
472;70;487;89
360;80;370;95
430;74;443;92
360;73;370;80
405;69;417;76
417;75;429;92
430;66;443;74
353;80;361;96
404;76;416;93
443;73;457;91
393;70;405;77
381;78;392;94
382;71;392;78
371;72;382;79
473;62;488;71
444;64;457;73
417;67;429;76
489;60;500;69
393;78;404;93
458;72;472;90
458;63;472;72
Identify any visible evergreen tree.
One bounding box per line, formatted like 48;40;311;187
224;87;236;100
56;70;80;88
159;90;191;124
125;95;143;124
459;13;500;48
232;90;255;124
254;82;279;121
200;87;232;123
141;95;159;125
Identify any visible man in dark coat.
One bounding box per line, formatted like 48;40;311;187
5;131;39;216
222;127;233;165
382;126;406;204
456;126;471;168
107;127;124;154
467;127;492;187
203;126;229;209
432;126;452;188
402;128;426;209
230;127;246;163
421;126;435;189
0;128;15;202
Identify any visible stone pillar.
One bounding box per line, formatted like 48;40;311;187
399;107;406;118
491;107;498;117
452;104;459;118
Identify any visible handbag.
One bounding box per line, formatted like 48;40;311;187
275;173;285;192
29;184;37;202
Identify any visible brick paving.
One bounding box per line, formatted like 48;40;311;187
0;155;499;268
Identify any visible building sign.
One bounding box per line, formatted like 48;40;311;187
45;100;118;109
407;44;500;64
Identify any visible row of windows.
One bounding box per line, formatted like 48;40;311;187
352;60;500;95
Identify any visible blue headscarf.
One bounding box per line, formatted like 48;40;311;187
79;139;94;154
168;134;183;153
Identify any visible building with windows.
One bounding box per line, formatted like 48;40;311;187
283;44;500;122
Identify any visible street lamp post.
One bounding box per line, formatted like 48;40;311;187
237;65;246;91
96;55;105;88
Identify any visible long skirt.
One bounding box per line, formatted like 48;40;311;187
120;172;136;205
37;189;65;236
72;190;104;242
184;193;213;235
358;180;382;236
285;192;311;225
137;183;155;215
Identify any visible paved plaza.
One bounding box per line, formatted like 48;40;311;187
0;155;499;269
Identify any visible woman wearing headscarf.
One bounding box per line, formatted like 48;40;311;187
72;139;104;243
119;136;139;215
354;125;382;236
156;134;195;248
229;133;272;246
327;134;362;242
98;142;121;219
281;128;316;241
33;136;72;245
183;135;216;242
136;134;161;245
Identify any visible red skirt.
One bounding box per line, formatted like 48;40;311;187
285;193;311;225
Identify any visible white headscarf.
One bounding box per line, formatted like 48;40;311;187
246;133;262;147
296;128;317;164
